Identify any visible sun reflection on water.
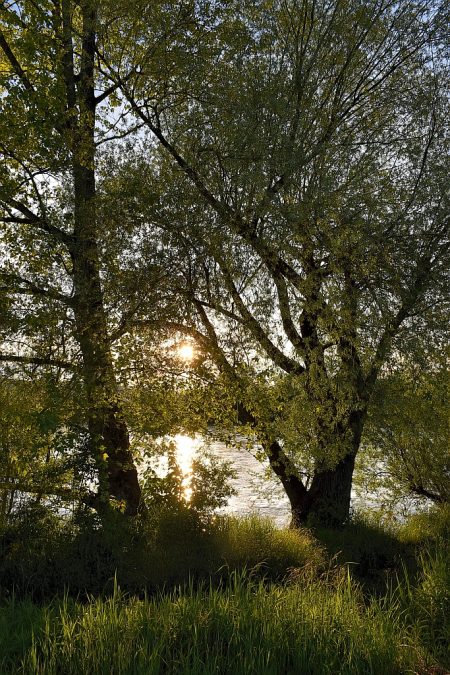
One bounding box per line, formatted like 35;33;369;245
174;434;199;502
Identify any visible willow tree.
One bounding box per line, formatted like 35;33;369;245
103;0;449;526
0;0;144;514
358;353;450;509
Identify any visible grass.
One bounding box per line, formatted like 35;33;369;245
0;510;324;597
0;571;436;675
0;508;449;674
313;513;412;592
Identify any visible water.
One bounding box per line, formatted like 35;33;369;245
170;434;382;526
172;434;291;526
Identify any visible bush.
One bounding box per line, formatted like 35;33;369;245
0;504;67;598
116;513;325;590
0;508;324;598
397;504;450;545
214;515;324;580
140;439;237;526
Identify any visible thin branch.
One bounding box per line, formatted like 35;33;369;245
94;67;137;105
365;253;436;392
195;298;246;325
0;480;98;506
217;261;304;375
384;111;437;237
0;353;75;370
273;273;305;354
103;66;304;289
0;199;74;245
0;271;73;305
0;29;34;90
95;121;146;147
191;299;236;375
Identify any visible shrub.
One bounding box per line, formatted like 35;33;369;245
214;515;324;580
397;504;450;545
0;508;324;598
0;504;66;598
140;439;237;526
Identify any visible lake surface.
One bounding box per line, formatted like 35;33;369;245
169;434;378;526
172;434;291;527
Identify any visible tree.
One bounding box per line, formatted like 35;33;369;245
1;1;448;528
102;0;449;526
357;354;449;510
0;0;144;514
0;372;90;524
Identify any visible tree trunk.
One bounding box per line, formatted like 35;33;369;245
266;409;366;529
290;452;356;528
67;0;142;515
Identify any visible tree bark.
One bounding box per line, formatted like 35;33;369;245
289;452;357;528
66;0;142;515
265;409;366;529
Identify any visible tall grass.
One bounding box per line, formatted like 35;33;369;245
0;512;324;597
1;509;448;673
0;571;428;675
395;543;450;668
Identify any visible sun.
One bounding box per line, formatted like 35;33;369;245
178;343;195;361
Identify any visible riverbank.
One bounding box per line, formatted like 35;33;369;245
0;508;449;674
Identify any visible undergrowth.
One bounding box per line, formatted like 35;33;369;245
0;569;442;675
0;506;448;673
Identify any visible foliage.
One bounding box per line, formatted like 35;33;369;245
357;358;449;509
0;504;67;598
98;0;450;525
0;506;321;598
0;0;448;530
0;376;89;523
397;504;450;546
1;508;449;672
140;438;237;523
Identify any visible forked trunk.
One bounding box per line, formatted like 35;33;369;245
266;409;365;529
289;452;356;528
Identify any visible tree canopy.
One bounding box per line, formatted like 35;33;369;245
99;0;449;524
0;0;448;527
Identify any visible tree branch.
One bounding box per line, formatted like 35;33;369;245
103;68;304;290
1;271;73;305
273;273;305;355
217;262;304;375
1;199;74;245
0;479;98;506
94;67;137;105
0;29;34;91
365;254;437;392
409;482;446;504
0;354;75;370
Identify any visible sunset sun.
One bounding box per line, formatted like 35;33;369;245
177;343;195;362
